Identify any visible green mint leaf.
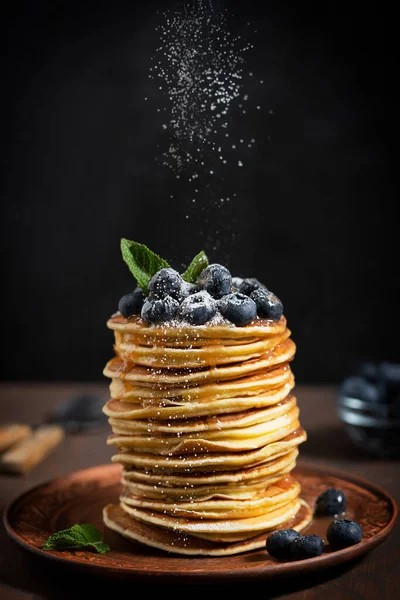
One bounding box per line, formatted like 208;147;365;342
91;541;112;554
120;238;170;294
42;533;83;551
69;523;103;543
42;524;110;553
181;251;209;283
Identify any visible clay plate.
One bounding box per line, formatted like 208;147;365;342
3;462;397;581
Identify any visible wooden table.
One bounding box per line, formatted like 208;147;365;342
0;383;398;598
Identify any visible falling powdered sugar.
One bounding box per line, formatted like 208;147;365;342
147;0;258;178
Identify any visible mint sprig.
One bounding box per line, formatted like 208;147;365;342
42;523;110;554
182;250;209;284
120;238;170;294
120;238;209;292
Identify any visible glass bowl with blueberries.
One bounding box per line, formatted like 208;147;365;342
338;361;400;459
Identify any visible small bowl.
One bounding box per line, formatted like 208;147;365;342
338;394;400;459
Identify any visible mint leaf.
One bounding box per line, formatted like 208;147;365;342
42;533;82;551
182;251;209;283
120;238;170;294
42;524;110;554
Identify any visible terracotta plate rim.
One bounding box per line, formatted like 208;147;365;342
3;461;398;581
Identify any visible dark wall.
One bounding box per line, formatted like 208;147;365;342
1;1;396;383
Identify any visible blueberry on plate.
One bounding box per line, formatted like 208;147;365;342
197;264;232;299
218;292;257;326
180;291;217;325
315;488;347;516
339;375;380;403
141;295;179;324
290;535;324;560
251;288;283;320
266;529;300;559
148;268;183;299
326;519;363;549
118;287;144;318
239;277;265;296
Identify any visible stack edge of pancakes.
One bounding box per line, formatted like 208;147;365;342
102;310;312;556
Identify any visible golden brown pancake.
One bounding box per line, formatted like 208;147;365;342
103;338;296;384
121;471;294;501
103;383;295;421
107;396;297;434
122;447;298;487
107;313;288;340
103;500;312;556
120;476;301;519
107;408;300;455
111;428;306;471
120;496;301;539
109;364;291;402
102;311;307;555
117;330;290;368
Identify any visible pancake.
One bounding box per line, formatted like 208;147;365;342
117;330;291;368
111;428;306;470
120;476;301;519
103;499;312;556
109;364;291;402
103;338;296;385
103;382;295;420
122;448;298;487
121;471;293;501
120;451;299;503
107;408;300;455
102;296;307;555
108;396;297;434
120;497;301;539
107;313;288;340
109;403;299;437
120;456;298;501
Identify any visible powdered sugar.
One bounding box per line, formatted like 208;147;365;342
147;0;260;179
167;311;232;328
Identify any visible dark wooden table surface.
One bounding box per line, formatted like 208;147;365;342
0;382;398;598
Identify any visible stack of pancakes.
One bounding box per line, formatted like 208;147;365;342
102;313;312;555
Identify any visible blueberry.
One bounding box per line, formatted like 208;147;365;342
290;535;324;560
378;362;400;408
326;519;363;549
239;277;265;296
118;287;144;318
141;295;179;324
178;281;200;301
218;292;257;326
251;288;283;320
339;376;380;403
357;362;378;383
315;488;347;516
231;276;244;291
197;264;232;299
379;361;400;386
180;291;217;325
148;268;183;300
266;528;300;559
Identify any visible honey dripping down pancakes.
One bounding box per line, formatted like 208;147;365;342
102;240;312;556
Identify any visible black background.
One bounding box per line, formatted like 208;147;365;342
1;0;396;383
